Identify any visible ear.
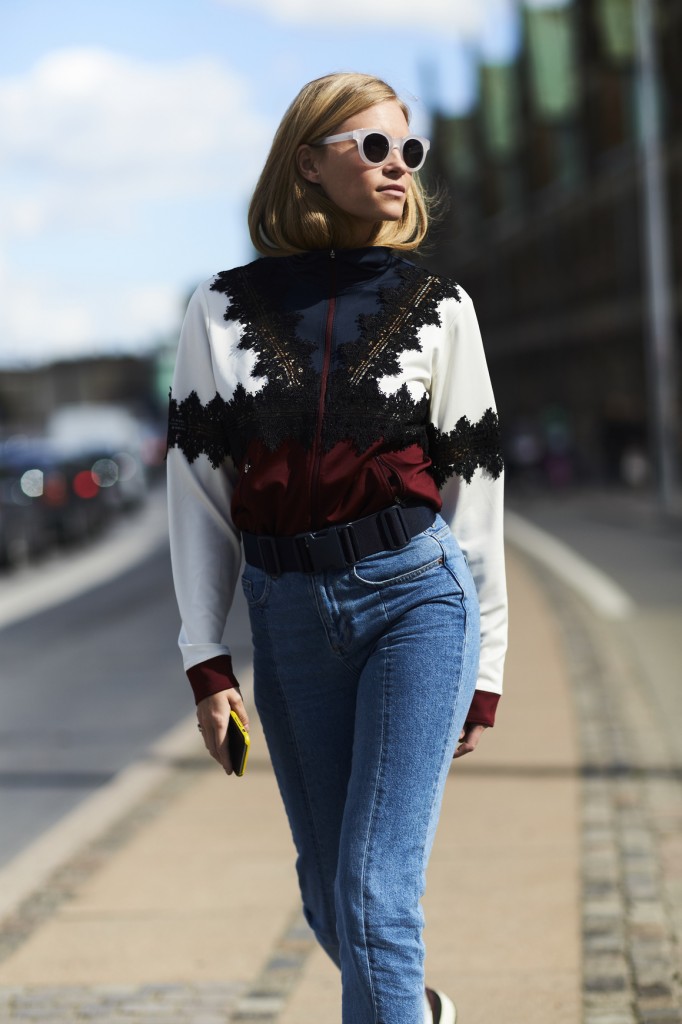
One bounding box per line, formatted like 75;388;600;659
297;144;323;183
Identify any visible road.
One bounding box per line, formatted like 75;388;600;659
0;541;186;868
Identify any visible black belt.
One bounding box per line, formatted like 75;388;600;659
242;504;436;576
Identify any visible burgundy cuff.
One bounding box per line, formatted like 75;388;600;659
465;690;500;728
187;655;239;705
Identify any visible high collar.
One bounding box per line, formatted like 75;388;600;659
288;245;397;279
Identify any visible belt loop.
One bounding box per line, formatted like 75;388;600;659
338;523;360;565
257;536;282;577
377;505;410;550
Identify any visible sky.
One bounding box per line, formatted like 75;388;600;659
0;0;562;367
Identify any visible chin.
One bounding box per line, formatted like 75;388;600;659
376;198;406;219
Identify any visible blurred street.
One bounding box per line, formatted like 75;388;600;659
508;486;682;765
0;485;680;1023
0;486;182;869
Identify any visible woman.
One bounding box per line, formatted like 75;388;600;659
167;71;507;1024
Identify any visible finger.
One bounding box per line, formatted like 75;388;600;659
197;717;232;773
228;689;250;730
210;720;233;774
197;723;210;752
206;729;232;774
453;741;475;758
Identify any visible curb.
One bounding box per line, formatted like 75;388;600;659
504;509;634;621
0;712;198;925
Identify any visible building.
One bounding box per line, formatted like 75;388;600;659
424;0;681;488
0;354;161;436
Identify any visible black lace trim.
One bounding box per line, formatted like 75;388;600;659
427;408;504;487
323;386;431;458
336;264;459;387
167;390;231;469
322;265;459;454
168;260;502;486
208;263;319;464
211;264;312;386
209;261;461;463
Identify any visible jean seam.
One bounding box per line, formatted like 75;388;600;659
352;554;444;589
426;525;451;540
241;572;271;608
421;605;471;876
434;533;470;597
256;606;338;941
359;628;389;1023
365;590;473;1022
308;575;360;674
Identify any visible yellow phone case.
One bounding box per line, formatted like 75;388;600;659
228;709;250;777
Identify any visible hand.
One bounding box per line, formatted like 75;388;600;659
453;723;486;759
196;687;250;775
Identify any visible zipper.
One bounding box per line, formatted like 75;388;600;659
308;249;336;528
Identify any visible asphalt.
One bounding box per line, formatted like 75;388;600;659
0;492;680;1024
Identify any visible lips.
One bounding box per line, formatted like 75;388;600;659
378;184;406;195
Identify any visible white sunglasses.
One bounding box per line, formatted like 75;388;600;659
315;129;430;171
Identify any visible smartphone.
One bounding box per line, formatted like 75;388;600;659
228;709;250;777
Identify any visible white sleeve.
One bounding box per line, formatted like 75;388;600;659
429;287;508;698
166;282;243;672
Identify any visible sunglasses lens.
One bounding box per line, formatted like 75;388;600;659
402;138;425;169
361;132;391;164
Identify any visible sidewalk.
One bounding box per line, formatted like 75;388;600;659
0;549;584;1023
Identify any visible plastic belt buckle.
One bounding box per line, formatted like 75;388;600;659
257;535;282;577
377;505;410;550
300;528;349;572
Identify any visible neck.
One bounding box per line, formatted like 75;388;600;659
342;220;380;248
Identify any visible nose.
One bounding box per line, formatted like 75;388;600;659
384;144;410;173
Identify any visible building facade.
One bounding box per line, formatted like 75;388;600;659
424;0;681;487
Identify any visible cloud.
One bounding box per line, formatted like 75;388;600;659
214;0;569;32
214;0;487;33
0;270;181;367
0;49;270;364
0;48;271;238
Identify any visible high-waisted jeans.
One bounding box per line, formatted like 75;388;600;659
241;513;480;1024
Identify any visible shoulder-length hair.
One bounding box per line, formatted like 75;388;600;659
248;72;433;256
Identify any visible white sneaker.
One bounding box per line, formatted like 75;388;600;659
425;987;457;1024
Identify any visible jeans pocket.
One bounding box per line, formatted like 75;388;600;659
439;534;475;601
241;565;272;607
352;533;444;588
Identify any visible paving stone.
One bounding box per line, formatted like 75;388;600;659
584;1015;636;1024
585;935;627;954
0;983;245;1024
585;976;630;993
535;566;682;1024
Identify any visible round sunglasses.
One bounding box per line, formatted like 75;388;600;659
315;129;430;171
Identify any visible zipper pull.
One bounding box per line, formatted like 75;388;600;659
330;248;336;259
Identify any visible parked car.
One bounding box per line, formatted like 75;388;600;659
0;429;123;569
46;404;149;511
0;438;54;566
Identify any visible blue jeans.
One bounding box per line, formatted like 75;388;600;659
241;514;480;1024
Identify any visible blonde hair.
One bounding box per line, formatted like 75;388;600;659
248;72;432;256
